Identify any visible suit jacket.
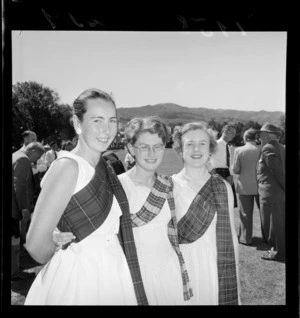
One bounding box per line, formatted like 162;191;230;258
256;140;285;203
232;142;261;195
12;150;35;220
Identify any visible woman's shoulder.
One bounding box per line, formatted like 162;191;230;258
170;172;185;189
170;171;180;179
117;171;130;185
58;150;82;161
47;156;79;177
41;156;79;189
59;151;95;169
210;173;228;188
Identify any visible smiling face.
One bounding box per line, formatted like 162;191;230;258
75;98;118;154
128;132;165;173
181;129;211;169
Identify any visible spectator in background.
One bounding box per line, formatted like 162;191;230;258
36;146;48;174
20;131;44;216
102;150;126;175
45;141;59;167
124;147;135;170
257;123;285;262
62;140;75;151
19;130;37;151
12;142;45;281
232;129;262;246
209;124;238;207
31;146;49;202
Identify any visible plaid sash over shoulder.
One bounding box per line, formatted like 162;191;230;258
131;173;193;301
57;156;148;305
57;156;113;240
105;160;148;305
176;174;238;305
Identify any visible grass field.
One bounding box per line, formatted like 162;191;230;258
10;148;286;306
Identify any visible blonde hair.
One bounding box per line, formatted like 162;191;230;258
172;121;217;155
124;116;170;145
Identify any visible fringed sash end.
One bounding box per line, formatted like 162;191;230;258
183;288;194;301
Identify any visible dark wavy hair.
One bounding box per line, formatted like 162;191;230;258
72;88;116;122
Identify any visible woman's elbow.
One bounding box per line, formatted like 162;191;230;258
25;237;53;265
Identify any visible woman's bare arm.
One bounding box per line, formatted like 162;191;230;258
26;158;78;264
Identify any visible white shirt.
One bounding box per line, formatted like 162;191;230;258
36;153;48;172
209;138;228;169
45;150;58;167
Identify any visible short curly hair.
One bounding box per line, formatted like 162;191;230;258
124;116;170;145
243;128;257;143
172;121;217;156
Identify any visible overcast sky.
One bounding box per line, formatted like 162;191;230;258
12;31;286;112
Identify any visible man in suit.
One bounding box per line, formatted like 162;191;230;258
257;123;285;261
12;142;45;280
19;130;42;217
209;123;238;207
232;128;262;245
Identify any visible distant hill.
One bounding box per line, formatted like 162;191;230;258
117;103;284;125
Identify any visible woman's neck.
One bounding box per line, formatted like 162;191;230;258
71;145;101;168
127;166;156;188
181;165;209;182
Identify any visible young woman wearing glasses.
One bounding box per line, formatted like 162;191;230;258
118;116;193;305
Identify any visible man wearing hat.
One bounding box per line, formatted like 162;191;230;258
257;123;285;261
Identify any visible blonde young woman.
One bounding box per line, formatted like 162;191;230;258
24;89;147;305
118;116;193;305
171;122;240;305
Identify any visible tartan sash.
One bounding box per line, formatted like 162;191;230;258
57;156;113;240
105;160;148;305
57;156;148;305
176;174;238;305
130;173;193;301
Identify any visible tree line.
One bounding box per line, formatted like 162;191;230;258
12;81;285;149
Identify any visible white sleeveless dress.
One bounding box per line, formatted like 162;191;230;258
118;173;185;305
172;170;239;305
25;151;137;305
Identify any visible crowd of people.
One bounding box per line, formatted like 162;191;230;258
11;87;285;305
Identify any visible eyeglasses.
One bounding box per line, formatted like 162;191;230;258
133;143;165;153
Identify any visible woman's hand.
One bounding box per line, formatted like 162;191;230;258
225;175;234;185
53;228;76;251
